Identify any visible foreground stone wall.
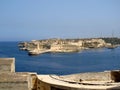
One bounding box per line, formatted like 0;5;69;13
0;58;15;73
0;72;38;90
1;58;120;90
61;70;120;83
0;72;31;90
111;70;120;82
61;71;112;82
0;58;38;90
30;73;38;90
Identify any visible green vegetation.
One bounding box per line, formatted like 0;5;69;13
102;37;120;45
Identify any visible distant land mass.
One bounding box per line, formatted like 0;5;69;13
18;37;120;55
102;37;120;45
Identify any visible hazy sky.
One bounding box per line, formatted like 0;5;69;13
0;0;120;41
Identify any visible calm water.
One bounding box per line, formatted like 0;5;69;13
0;42;120;75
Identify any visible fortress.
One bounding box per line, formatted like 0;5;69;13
0;58;120;90
19;38;109;55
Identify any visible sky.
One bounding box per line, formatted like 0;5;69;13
0;0;120;41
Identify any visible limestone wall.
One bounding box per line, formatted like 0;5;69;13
1;58;120;90
61;71;112;82
0;82;29;90
0;58;38;90
30;73;38;90
0;72;31;90
0;58;15;73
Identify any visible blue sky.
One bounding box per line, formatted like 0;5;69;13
0;0;120;41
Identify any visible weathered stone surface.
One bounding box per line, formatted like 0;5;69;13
0;58;15;73
60;71;112;82
1;58;120;90
0;72;32;90
0;73;28;82
0;82;29;90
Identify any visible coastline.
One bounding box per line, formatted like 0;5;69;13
19;38;113;55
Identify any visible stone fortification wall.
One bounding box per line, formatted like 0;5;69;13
1;58;120;90
60;71;120;83
0;72;37;90
0;58;38;90
0;58;15;73
61;71;112;82
0;72;31;90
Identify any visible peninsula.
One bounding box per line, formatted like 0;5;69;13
18;37;120;55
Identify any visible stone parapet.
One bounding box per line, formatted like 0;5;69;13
1;58;120;90
0;72;38;90
0;58;15;73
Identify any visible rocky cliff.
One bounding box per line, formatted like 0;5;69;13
18;38;110;55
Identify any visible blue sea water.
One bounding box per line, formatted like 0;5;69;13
0;42;120;75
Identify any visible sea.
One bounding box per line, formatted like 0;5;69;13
0;42;120;75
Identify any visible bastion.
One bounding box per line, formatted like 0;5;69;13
0;58;120;90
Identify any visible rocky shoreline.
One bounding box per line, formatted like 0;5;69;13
18;38;120;55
